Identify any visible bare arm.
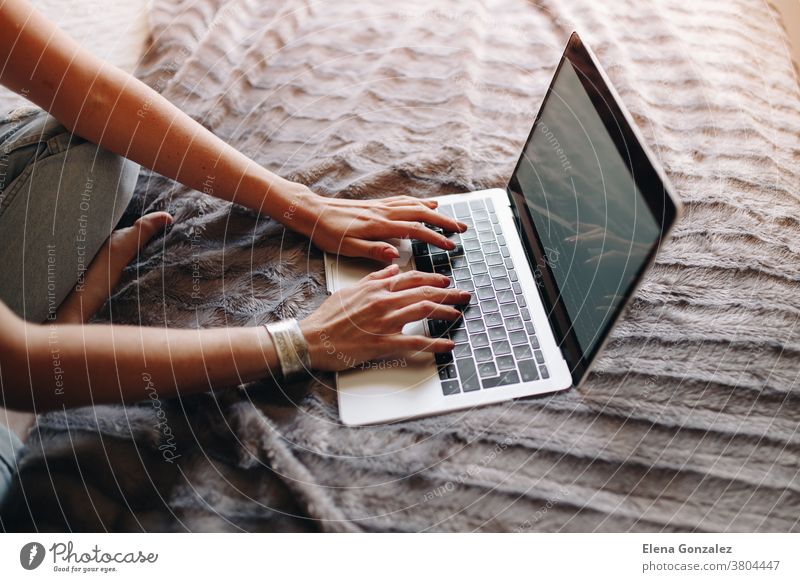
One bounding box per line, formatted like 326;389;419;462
0;301;278;412
0;0;467;261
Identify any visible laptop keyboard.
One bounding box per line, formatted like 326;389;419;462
411;198;550;396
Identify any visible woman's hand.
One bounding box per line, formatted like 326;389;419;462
281;186;468;263
299;264;470;371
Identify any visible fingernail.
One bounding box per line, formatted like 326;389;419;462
458;222;468;232
385;247;400;259
447;240;456;250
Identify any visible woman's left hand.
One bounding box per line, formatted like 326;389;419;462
281;186;468;263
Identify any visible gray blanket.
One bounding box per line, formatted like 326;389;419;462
4;0;800;532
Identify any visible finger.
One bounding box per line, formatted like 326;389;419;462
384;270;451;291
383;196;438;209
392;286;472;307
388;334;455;353
388;301;463;326
343;237;401;263
388;206;467;233
386;221;456;250
362;263;401;282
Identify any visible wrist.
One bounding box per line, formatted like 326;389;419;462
273;182;320;232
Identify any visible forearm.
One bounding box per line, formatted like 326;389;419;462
0;0;307;218
2;321;277;412
56;65;307;216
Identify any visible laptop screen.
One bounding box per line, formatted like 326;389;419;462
507;33;677;384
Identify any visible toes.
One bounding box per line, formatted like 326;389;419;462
111;211;172;260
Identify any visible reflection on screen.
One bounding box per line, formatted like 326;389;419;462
514;60;660;357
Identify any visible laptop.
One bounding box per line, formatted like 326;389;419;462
324;32;682;426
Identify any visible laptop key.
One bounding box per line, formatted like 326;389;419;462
463;304;482;320
471;262;488;275
497;290;515;304
509;270;518;282
415;255;433;272
479;231;495;243
485;312;504;328
467;250;484;263
475;347;493;362
438;366;448;380
481;299;499;313
500;303;519;318
466;319;485;334
478;362;497;378
488;326;506;342
504;258;514;268
459;280;475;292
451;255;468;269
539;365;549;379
497;355;515;370
493;340;511;355
484;254;501;267
529;336;540;350
494;278;511;291
439;204;455;217
469;199;485;211
513;345;533;360
435;353;454;367
518;359;540;382
512;282;523;294
483;242;500;254
454;202;470;218
525;321;535;335
507;317;523;331
476;220;492;232
471;332;489;348
474;273;492;287
432;253;450;267
463;238;481;252
451;328;469;343
442;380;460;395
454;268;472;281
501;247;511;258
493;223;502;235
446;364;457;379
482;369;520;388
497;235;506;246
534;350;545;364
489;265;506;278
476;286;495;300
509;330;528;345
412;241;428;256
456;358;480;392
516;294;527;308
520;307;531;321
454;343;471;358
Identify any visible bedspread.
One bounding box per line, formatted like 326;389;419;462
3;0;800;532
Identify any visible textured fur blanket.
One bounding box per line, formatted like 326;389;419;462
3;0;800;532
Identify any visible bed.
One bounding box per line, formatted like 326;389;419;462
3;0;800;532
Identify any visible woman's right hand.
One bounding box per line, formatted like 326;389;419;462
299;264;470;371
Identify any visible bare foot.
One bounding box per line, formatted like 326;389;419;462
56;212;173;324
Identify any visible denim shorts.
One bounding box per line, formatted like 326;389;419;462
0;423;24;511
0;107;140;322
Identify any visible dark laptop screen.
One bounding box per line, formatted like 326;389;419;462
508;34;675;382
